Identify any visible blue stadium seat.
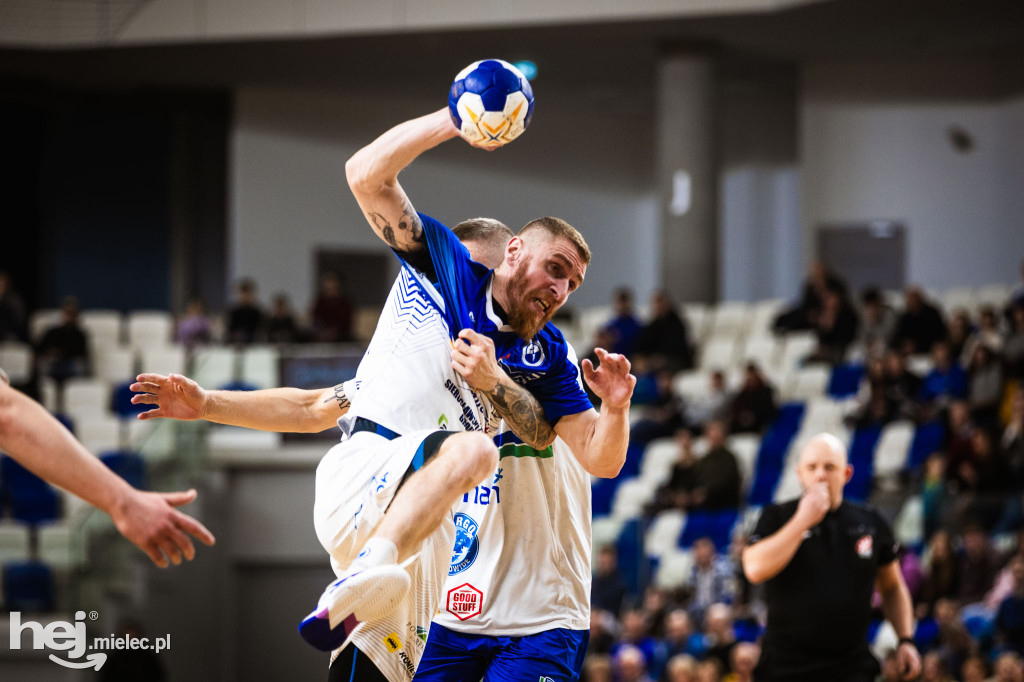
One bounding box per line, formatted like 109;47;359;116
908;420;946;471
734;618;764;643
591;477;620;517
844;426;882;501
678;508;739;551
99;451;147;490
748;402;805;505
827;363;864;399
1;456;61;524
54;413;75;434
616;518;651;597
112;381;148;418
3;560;55;612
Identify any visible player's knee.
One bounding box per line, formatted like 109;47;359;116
447;432;497;488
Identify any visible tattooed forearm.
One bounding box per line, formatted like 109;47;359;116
323;383;350;412
486;377;555;450
367;198;423;251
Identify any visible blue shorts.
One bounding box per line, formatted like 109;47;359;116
415;622;589;681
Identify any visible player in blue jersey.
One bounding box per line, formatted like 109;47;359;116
298;109;635;678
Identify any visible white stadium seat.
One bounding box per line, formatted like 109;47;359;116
610;477;655;522
654;548;694;589
710;301;750;339
0;341;33;384
92;346;136;384
874;420;915;478
64;378;111;419
700;336;740;370
80;310;123;349
645;510;687;559
682;304;709;344
778;332;817;371
127;310;174;350
192;347;237;389
242;345;279;389
639;438;681;486
141;345;187;377
784;365;831;402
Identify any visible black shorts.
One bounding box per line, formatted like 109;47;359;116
754;644;880;682
328;645;389;682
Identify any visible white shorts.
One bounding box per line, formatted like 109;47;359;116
313;429;457;682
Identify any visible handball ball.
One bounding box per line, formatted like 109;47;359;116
448;59;534;147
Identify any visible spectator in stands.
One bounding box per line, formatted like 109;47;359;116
958;524;1003;606
685;370;731;433
883;350;923;419
993;652;1024;682
613;610;661;672
630;369;686;444
930;597;973;675
593;544;630;616
728;363;776;434
849;355;899;427
642;585;671;639
966;344;1004;429
960;307;1003;364
695;658;724;682
648;428;700;515
35;295;89;383
772;260;847;334
995;554;1024;656
961;655;989;682
960;429;1012;530
891;287;948;355
919;533;960;617
660;609;700;666
176;297;213;347
1010;259;1024;312
266;293;302;344
858;287;897;358
723;641;758;682
0;270;27;342
605;287;642;357
947;308;974;363
919;652;954;682
616;644;655;682
310;272;353;342
922;454;953;540
701;603;738;673
919;342;969;418
226;278;265;344
582;654;614;682
634;290;694;373
692;421;742;510
945;401;977;491
687;538;737;626
1002;390;1024;488
664;654;698;682
807;284;859;365
588;609;618;656
1004;304;1024;380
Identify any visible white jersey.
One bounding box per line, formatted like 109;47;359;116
435;343;593;635
436;436;592;635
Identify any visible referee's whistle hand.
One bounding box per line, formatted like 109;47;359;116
795;485;830;528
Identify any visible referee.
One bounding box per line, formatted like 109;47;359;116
742;433;921;681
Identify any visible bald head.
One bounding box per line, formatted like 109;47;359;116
796;433;852;509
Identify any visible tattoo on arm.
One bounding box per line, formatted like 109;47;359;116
368;197;423;251
323;383;350;412
486;378;554;450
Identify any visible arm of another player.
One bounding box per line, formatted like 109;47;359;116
0;381;215;568
877;560;922;680
130;373;349;433
741;484;830;583
451;329;555;449
346;109;462;253
550;348;637;478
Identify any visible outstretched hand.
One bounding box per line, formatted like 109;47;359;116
110;488;216;568
130;373;208;421
581;348;636;411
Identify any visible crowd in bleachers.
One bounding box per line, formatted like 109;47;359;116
579;260;1024;682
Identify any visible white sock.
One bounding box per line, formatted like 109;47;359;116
352;537;398;569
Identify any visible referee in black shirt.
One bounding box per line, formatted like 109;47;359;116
742;433;921;682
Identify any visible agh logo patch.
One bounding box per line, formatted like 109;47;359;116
449;512;480;575
383;632;402;652
856;534;873;558
521;339;545;367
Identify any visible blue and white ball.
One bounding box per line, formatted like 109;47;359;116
448;59;534;147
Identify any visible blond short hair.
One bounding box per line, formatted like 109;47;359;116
519;217;591;265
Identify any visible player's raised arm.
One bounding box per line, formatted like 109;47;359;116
130;373;349;434
552;348;636;478
345;109;460;253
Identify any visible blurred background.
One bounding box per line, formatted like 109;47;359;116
0;0;1023;680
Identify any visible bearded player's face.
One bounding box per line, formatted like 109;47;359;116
504;235;586;339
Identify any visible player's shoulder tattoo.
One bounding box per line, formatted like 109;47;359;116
367;197;423;251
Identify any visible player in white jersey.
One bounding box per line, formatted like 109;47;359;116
307;108;632;677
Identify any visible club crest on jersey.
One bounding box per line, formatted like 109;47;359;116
521;339;545;367
856;534;873;558
450;512;480;575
